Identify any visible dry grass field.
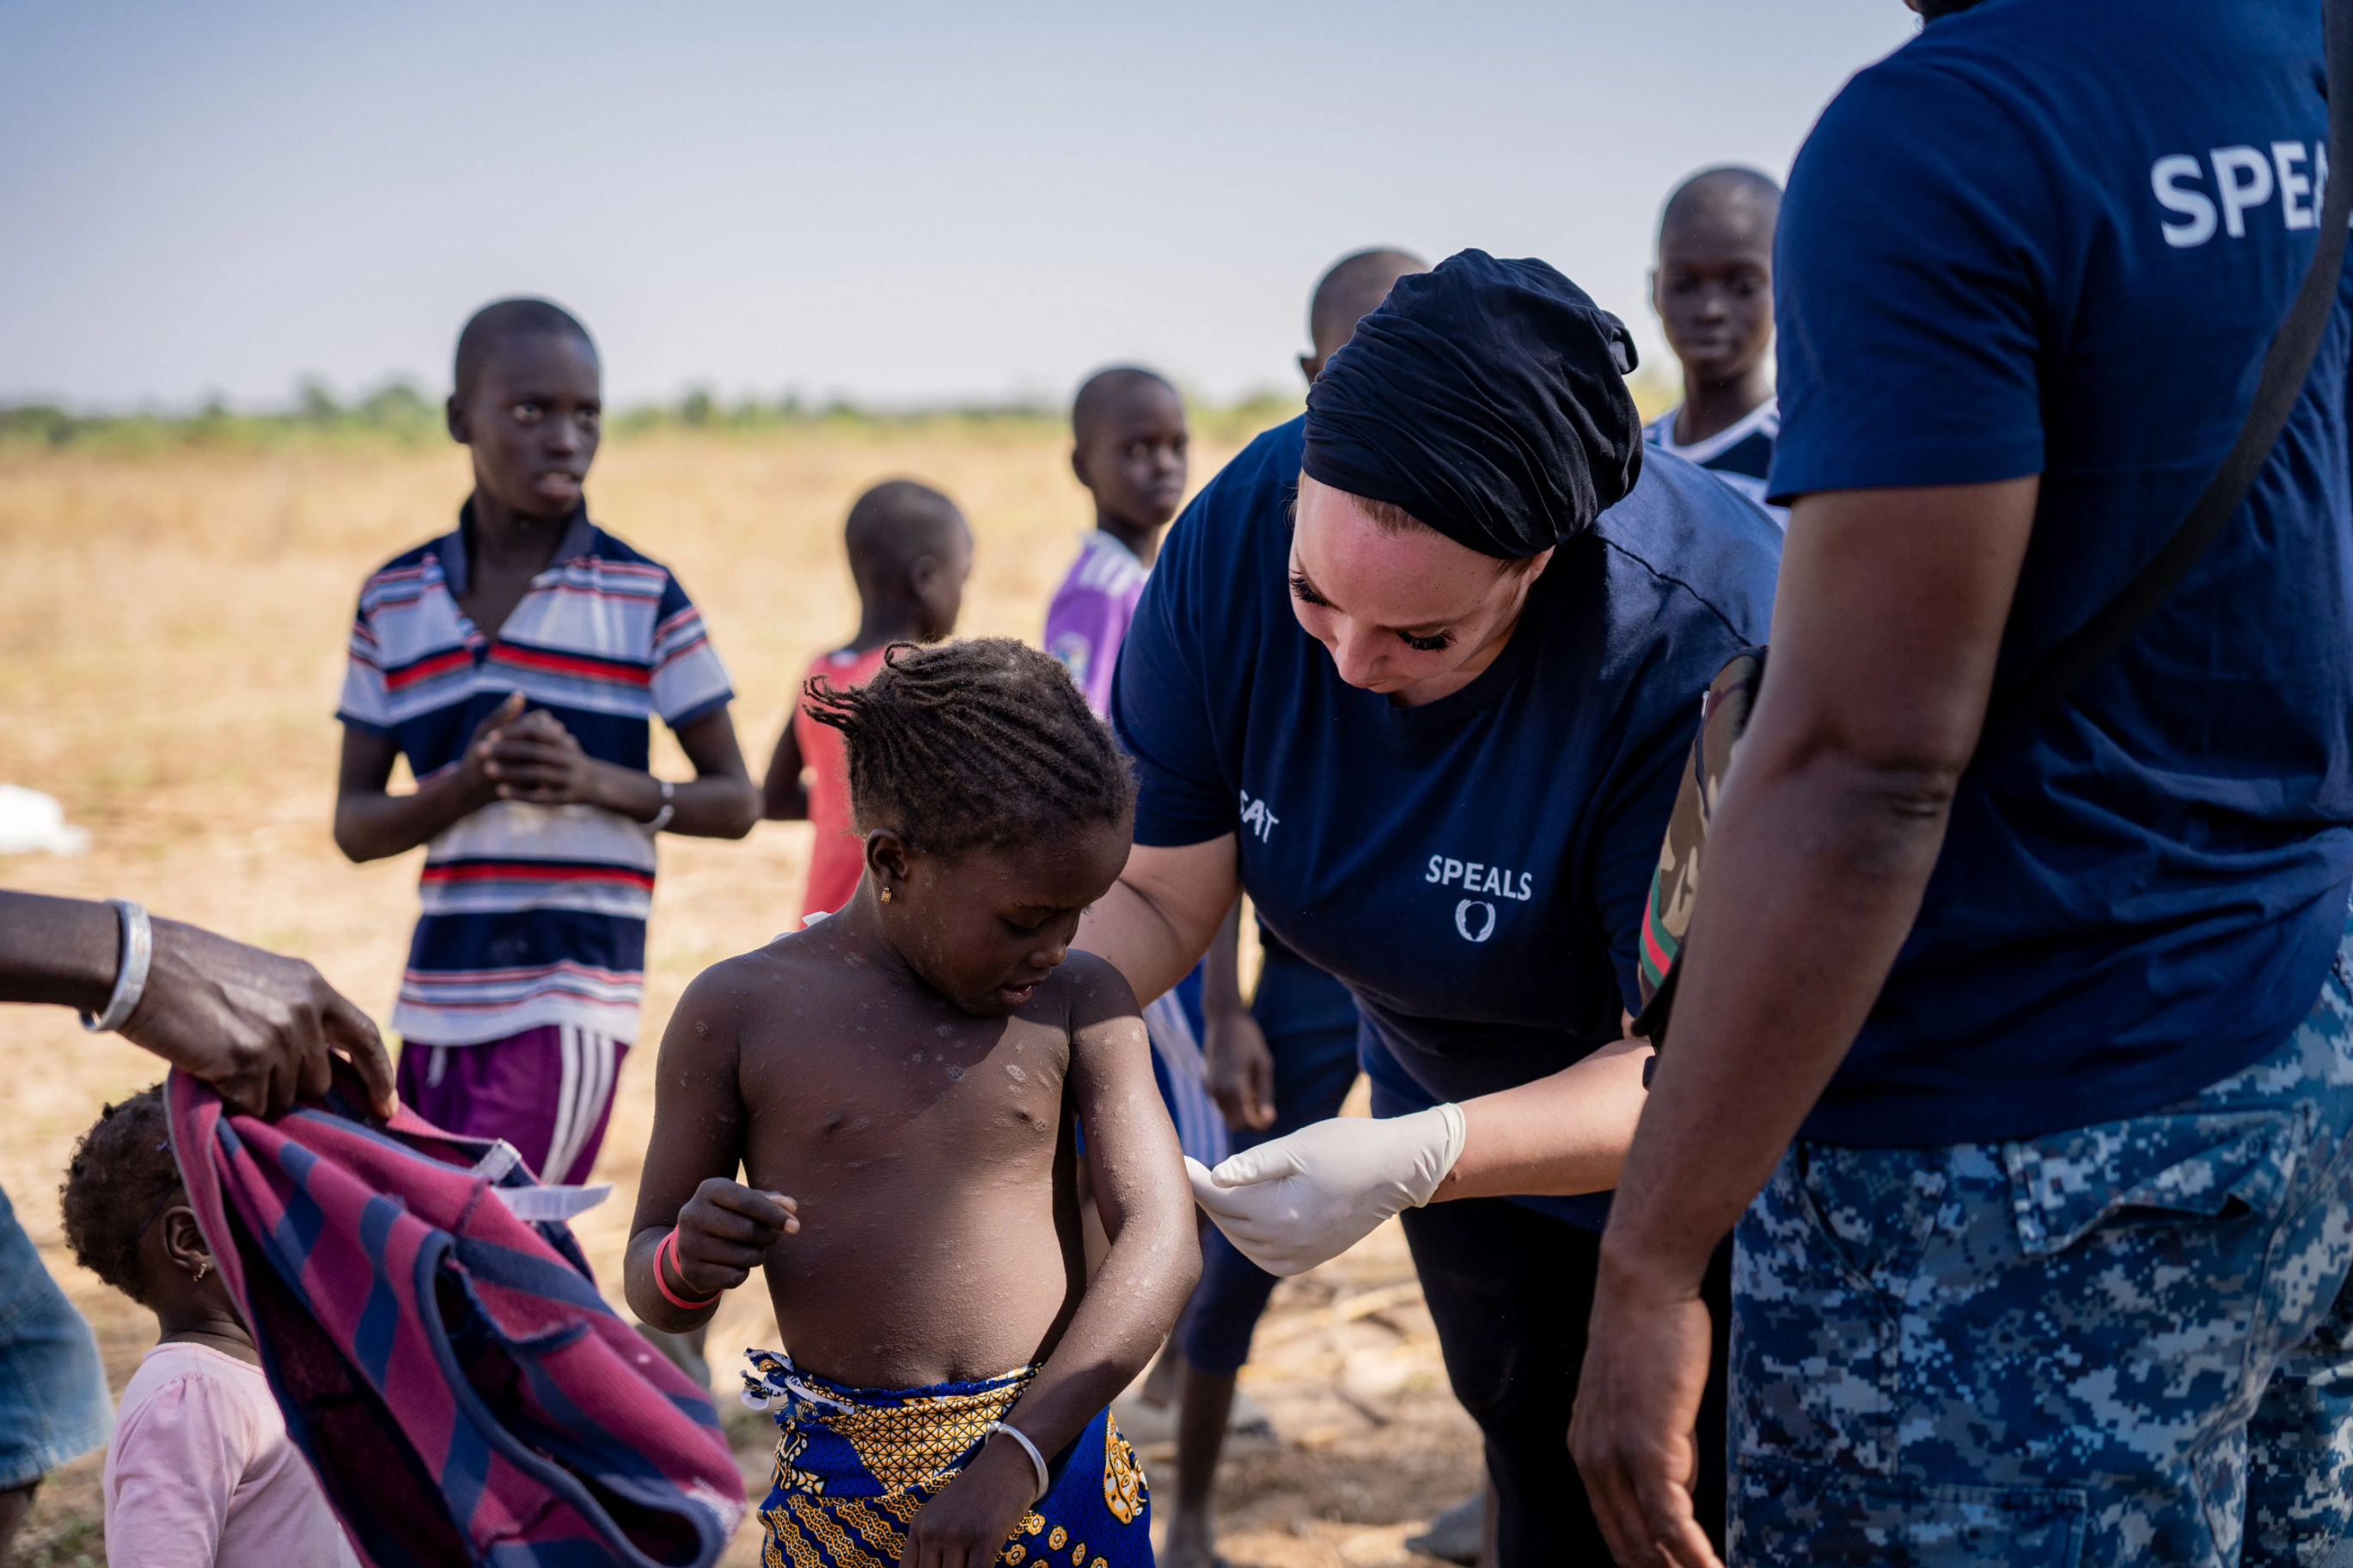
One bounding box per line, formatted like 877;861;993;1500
0;426;1483;1566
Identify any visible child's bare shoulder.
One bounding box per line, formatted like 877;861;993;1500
1043;949;1141;1030
664;929;839;1048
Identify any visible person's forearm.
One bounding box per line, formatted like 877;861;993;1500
1201;899;1246;1021
339;766;757;858
1079;882;1210;1007
666;711;761;838
1082;883;1195;1006
624;1224;721;1333
1601;745;1959;1285
0;891;120;1011
760;725;810;821
1075;848;1237;1006
761;775;810;821
1007;1210;1198;1455
652;772;761;839
334;770;491;862
0;891;396;1116
1438;1037;1653;1200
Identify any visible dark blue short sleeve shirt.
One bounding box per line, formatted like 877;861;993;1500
1114;418;1780;1219
1770;0;2353;1144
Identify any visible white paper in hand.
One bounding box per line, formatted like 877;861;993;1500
1183;1104;1466;1276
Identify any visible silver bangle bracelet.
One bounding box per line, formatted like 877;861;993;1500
81;899;152;1034
986;1419;1050;1504
644;778;675;835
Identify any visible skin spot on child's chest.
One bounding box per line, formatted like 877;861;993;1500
799;1016;1066;1138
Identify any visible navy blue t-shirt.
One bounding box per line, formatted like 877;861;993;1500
1114;417;1780;1227
1770;0;2353;1145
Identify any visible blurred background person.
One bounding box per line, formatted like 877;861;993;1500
761;479;973;925
1642;166;1784;526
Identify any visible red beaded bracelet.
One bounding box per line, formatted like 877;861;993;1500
654;1229;721;1311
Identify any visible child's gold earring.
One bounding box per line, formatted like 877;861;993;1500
880;888;892;905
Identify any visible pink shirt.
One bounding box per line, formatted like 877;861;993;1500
103;1342;359;1568
793;644;890;922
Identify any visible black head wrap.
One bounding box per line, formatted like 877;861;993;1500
1301;250;1644;558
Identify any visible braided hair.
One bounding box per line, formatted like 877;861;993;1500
803;637;1135;856
60;1083;180;1309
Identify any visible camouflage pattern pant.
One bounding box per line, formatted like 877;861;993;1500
1731;926;2353;1567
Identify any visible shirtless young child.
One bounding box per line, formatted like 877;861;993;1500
624;637;1199;1568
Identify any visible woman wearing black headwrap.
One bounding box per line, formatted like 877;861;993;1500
1076;250;1781;1562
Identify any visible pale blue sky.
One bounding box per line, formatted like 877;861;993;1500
0;2;1921;410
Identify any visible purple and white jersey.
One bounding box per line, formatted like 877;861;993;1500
1043;531;1149;718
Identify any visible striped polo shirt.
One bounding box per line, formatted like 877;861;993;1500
1643;395;1786;528
336;509;733;1046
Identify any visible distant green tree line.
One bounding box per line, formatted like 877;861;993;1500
0;379;1305;453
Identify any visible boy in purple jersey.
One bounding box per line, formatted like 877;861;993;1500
333;299;760;1187
1044;367;1189;717
1045;367;1231;1169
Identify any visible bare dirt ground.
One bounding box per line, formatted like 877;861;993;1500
0;429;1482;1566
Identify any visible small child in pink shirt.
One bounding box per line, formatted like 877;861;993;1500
61;1085;358;1568
761;480;973;924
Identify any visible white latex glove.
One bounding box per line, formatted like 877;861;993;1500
1184;1104;1468;1277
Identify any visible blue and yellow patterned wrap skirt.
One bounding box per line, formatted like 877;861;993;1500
742;1350;1152;1567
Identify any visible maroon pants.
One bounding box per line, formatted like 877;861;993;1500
395;1024;628;1187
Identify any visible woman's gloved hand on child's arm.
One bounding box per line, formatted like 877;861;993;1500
1184;1104;1468;1277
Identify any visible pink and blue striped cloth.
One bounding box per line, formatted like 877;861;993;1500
167;1063;744;1566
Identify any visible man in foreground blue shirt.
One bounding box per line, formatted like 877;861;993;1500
1571;3;2353;1565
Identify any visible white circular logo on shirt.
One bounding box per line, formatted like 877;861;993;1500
1455;900;1497;943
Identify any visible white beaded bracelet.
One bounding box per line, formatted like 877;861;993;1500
987;1420;1049;1504
81;899;152;1034
644;778;675;835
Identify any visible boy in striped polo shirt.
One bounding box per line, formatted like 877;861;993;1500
333;298;761;1186
1643;165;1786;527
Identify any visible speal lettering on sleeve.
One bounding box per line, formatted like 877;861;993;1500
2153;139;2339;248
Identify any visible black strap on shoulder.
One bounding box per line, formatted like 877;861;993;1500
1972;0;2353;763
